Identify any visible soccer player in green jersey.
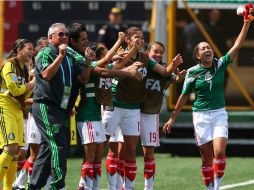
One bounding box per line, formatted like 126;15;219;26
163;16;252;190
102;27;182;190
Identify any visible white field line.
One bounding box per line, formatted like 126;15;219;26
220;179;254;189
100;179;254;190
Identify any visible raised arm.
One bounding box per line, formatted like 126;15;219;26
228;20;251;60
173;68;187;84
96;32;125;68
92;61;143;81
163;93;189;134
112;45;138;69
41;44;66;80
152;53;183;77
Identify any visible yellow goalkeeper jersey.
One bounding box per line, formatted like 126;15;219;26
0;58;28;109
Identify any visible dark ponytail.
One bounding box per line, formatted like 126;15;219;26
7;39;32;59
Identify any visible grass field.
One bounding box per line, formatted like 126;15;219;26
65;154;254;190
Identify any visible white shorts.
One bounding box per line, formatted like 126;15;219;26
102;107;140;136
193;108;228;146
140;113;160;147
77;121;106;145
21;119;29;150
27;113;41;144
109;127;124;143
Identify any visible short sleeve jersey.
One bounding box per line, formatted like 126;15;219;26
182;53;231;111
0;59;27;108
76;62;113;122
112;57;157;109
33;44;86;110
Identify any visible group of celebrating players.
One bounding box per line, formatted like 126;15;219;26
0;3;253;190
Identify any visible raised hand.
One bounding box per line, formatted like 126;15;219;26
59;44;67;57
176;68;187;81
112;52;128;63
118;32;125;42
172;54;183;67
85;47;96;61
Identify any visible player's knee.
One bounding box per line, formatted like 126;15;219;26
143;147;154;160
4;143;19;155
214;150;226;159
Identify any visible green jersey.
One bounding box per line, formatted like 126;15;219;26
76;61;101;122
112;57;157;109
182;53;231;111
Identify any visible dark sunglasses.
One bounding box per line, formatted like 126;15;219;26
53;32;69;37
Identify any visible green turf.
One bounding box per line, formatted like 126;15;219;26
65;154;254;190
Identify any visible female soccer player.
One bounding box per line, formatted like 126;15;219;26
76;32;142;190
13;37;49;190
140;41;185;190
102;27;182;190
163;18;252;190
0;39;35;189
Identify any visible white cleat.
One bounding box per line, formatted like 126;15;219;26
207;182;214;190
214;176;222;190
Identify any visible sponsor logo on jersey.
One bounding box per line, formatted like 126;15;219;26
31;132;36;139
145;78;160;91
99;78;112;89
8;133;15;140
138;67;147;77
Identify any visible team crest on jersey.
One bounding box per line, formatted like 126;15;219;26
8;133;15;140
11;74;18;82
52;124;60;134
204;72;212;81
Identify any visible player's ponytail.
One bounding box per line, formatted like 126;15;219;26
7;39;32;59
192;42;201;64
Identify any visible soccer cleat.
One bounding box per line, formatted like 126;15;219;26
12;186;26;190
207;182;214;190
77;186;85;190
214;176;222;190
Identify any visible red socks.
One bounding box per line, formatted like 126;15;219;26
214;158;226;178
144;158;155;180
82;162;94;180
17;159;26;171
117;156;125;178
201;165;214;186
106;153;118;176
24;159;34;175
124;160;137;182
93;162;102;178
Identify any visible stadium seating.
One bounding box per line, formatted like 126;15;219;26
4;1;152;51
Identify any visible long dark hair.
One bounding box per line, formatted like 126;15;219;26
121;26;142;49
6;39;32;83
147;41;165;51
192;42;203;63
192;42;218;68
7;39;32;59
91;44;107;60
